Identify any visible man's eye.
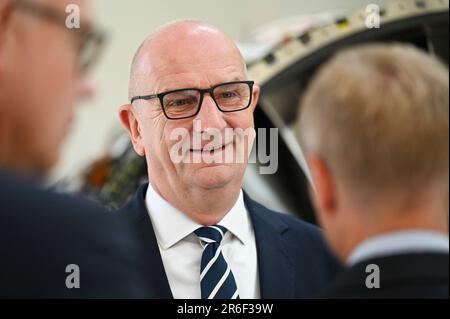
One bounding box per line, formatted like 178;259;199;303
221;92;238;98
175;99;188;106
168;98;195;107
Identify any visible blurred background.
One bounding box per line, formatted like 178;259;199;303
50;0;448;223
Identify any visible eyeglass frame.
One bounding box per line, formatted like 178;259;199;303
130;80;255;120
12;0;107;71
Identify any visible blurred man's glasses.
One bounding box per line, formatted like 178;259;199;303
131;81;255;120
13;0;107;71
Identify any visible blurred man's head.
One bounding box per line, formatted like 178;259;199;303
296;43;449;262
120;20;259;224
0;0;103;173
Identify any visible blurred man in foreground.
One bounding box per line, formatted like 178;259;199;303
297;43;449;298
0;0;153;297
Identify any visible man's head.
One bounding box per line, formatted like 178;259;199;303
120;20;259;221
0;0;100;174
296;43;449;261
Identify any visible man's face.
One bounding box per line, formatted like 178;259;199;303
0;0;92;172
130;32;260;194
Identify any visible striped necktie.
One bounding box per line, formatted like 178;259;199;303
194;225;240;299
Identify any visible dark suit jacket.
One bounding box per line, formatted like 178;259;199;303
0;173;155;298
320;253;449;298
116;183;342;299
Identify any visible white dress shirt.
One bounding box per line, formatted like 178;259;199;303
347;230;449;266
145;184;261;299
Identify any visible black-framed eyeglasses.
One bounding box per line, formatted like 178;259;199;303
13;0;107;71
131;81;255;120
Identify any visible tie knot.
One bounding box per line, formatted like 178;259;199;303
195;225;227;244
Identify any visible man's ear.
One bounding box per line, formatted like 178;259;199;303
119;104;145;156
251;84;260;110
307;155;337;216
0;0;13;34
0;0;14;75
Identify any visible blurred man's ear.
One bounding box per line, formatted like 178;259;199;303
119;104;145;156
0;0;13;32
75;73;96;103
307;155;337;216
0;0;13;74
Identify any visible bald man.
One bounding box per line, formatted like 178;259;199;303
118;20;341;299
0;0;154;297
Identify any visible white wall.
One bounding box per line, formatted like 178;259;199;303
51;0;387;182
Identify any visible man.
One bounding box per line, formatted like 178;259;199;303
0;0;153;297
296;43;449;298
118;20;341;299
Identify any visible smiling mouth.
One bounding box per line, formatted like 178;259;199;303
190;142;232;154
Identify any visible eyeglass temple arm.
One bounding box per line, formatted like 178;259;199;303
130;94;158;104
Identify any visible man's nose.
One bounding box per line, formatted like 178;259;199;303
75;73;97;103
194;94;227;131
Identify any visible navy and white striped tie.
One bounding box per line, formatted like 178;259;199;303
194;225;240;299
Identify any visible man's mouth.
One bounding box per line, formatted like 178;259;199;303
190;142;233;154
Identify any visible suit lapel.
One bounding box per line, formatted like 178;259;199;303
122;184;173;299
244;192;296;299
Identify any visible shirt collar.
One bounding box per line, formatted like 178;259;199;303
145;184;250;250
216;190;250;246
347;230;450;266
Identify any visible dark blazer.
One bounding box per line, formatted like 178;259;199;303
0;173;155;298
320;253;449;299
116;183;342;299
